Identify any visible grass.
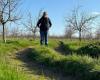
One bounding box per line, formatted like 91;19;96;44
0;54;28;80
0;40;27;80
28;40;100;80
0;39;49;80
56;40;100;58
0;39;100;80
77;42;100;57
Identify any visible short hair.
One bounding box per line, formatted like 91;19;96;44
43;11;47;16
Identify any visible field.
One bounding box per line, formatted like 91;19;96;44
0;39;100;80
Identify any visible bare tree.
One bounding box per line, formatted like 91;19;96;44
95;26;100;40
82;31;93;40
5;26;9;37
65;24;75;39
65;7;99;41
10;26;19;38
23;10;43;40
0;0;21;43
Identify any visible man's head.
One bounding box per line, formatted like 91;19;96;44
43;11;48;18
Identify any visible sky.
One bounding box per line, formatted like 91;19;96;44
19;0;100;36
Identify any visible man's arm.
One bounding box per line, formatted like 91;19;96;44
48;18;52;27
37;18;41;28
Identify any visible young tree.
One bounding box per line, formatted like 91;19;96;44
65;7;99;41
65;24;75;39
83;31;93;40
0;0;21;43
23;10;43;40
10;26;19;38
95;26;100;40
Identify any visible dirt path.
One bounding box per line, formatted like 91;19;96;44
8;47;75;80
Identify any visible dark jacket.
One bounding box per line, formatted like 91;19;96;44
37;16;52;31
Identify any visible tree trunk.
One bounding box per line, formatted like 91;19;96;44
79;30;82;41
33;33;36;40
33;28;37;40
2;24;6;43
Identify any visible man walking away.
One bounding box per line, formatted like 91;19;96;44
37;11;52;46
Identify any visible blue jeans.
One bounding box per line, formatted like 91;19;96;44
40;31;48;45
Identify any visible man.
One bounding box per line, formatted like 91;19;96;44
37;11;52;46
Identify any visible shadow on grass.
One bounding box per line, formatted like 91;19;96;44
56;41;100;58
55;41;75;55
59;59;100;80
77;42;100;58
15;48;74;80
0;40;19;44
6;40;20;44
27;47;100;80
